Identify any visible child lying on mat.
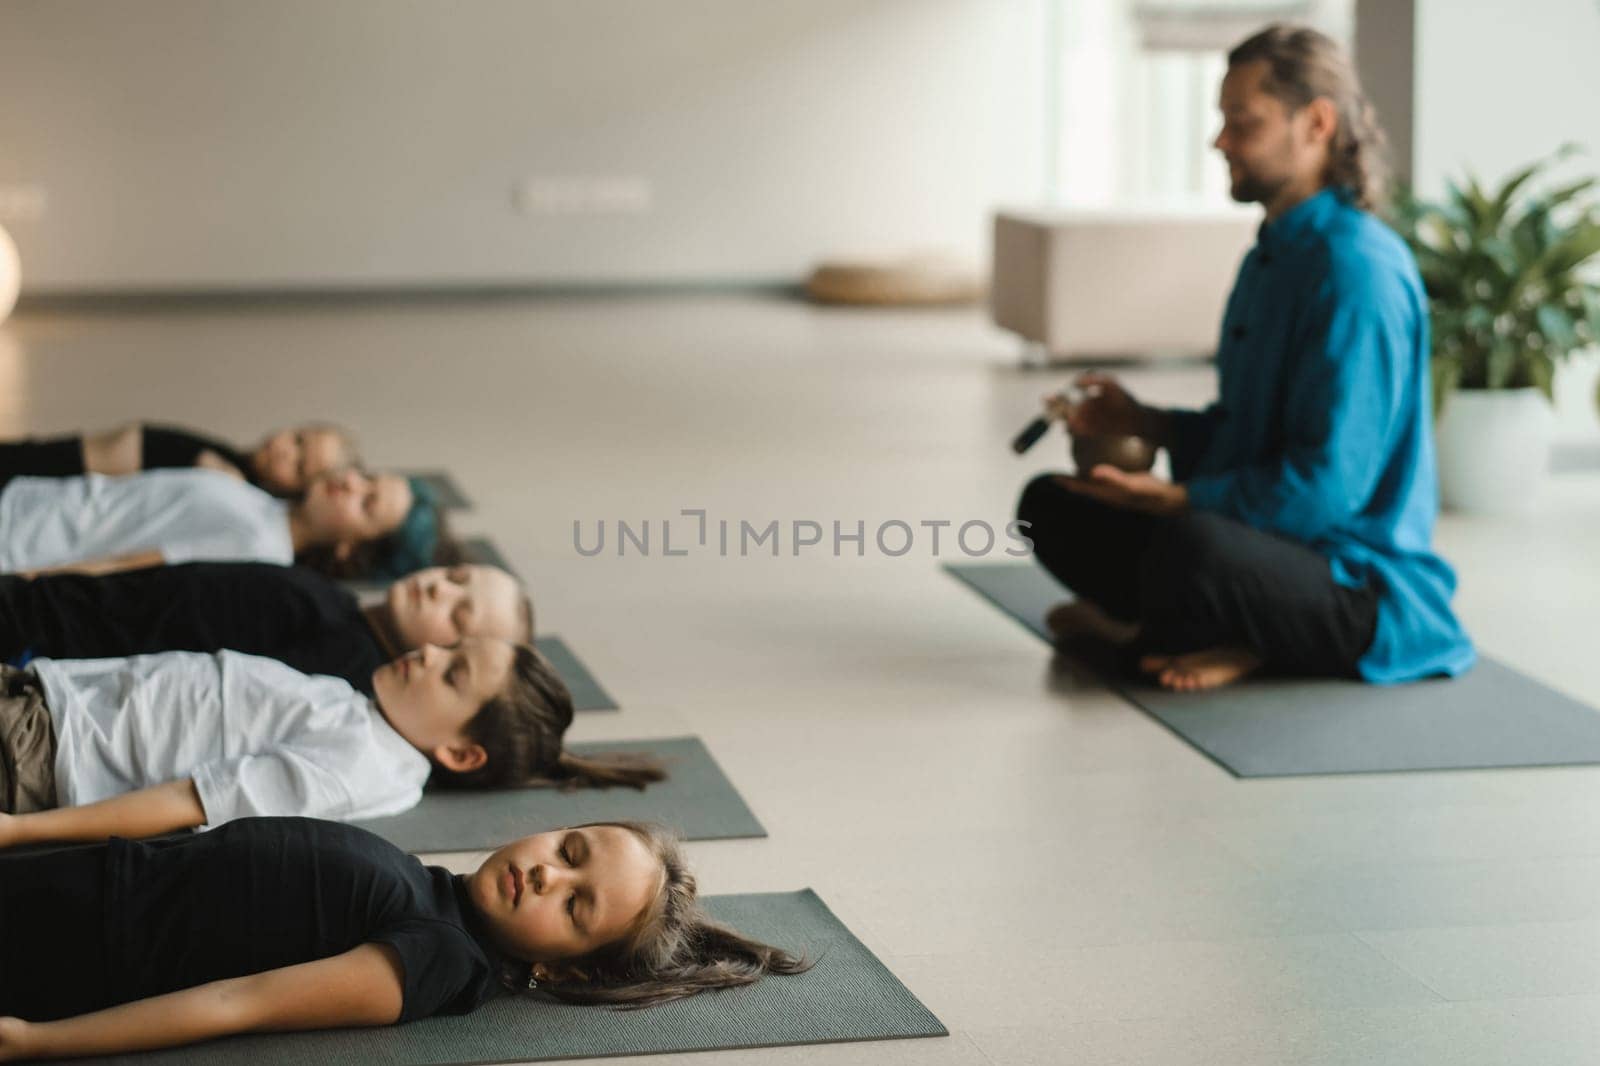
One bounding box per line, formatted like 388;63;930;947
0;420;356;498
0;560;535;696
0;466;452;582
0;640;663;842
0;816;807;1057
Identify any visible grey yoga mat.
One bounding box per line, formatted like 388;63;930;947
353;736;765;849
945;560;1600;777
460;536;512;573
79;890;945;1066
402;470;472;510
535;634;619;712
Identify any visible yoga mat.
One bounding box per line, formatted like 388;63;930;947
536;634;619;712
353;736;764;849
945;560;1600;777
460;536;513;574
81;890;945;1066
402;470;472;510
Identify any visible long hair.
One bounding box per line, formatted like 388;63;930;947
1228;23;1391;211
429;644;666;791
512;822;812;1008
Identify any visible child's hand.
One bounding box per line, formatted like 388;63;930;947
194;449;246;481
0;1016;36;1061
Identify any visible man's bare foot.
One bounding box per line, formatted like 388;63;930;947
1139;646;1263;691
1045;600;1140;647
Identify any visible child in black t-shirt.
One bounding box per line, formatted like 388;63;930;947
0;816;807;1056
0;560;536;696
0;421;356;497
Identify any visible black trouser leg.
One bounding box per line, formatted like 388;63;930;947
1015;473;1160;622
0;435;87;496
1015;476;1378;678
1136;511;1378;678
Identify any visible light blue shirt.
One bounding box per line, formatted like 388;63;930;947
1172;188;1475;684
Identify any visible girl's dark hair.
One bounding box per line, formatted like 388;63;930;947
1228;23;1391;211
430;644;666;791
511;822;812;1008
295;498;465;581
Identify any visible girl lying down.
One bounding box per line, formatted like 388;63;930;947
0;817;806;1059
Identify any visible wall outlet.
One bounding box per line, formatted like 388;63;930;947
0;185;46;223
513;176;653;216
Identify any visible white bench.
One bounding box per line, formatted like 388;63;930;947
989;208;1257;361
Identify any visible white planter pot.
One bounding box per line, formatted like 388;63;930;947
1435;387;1555;515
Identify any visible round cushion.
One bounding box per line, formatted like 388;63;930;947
805;253;982;306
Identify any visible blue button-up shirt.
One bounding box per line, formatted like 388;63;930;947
1173;187;1475;684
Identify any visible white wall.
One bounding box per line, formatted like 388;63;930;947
1413;0;1600;439
0;0;1045;293
1414;0;1600;193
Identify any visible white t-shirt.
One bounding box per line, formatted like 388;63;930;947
31;650;430;826
0;469;293;572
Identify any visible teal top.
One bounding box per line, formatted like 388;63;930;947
1173;188;1475;684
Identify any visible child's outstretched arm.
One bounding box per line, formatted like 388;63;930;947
0;778;206;848
0;943;404;1060
15;549;167;579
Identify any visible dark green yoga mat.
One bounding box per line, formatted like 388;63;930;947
535;634;618;712
945;560;1600;777
80;889;943;1066
353;736;764;849
402;470;472;510
460;536;511;573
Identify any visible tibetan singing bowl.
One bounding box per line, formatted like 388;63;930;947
1071;434;1158;475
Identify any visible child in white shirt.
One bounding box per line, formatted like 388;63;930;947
0;639;663;840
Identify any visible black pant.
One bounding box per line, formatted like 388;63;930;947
1015;474;1378;678
0;435;85;496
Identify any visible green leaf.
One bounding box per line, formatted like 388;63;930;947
1525;351;1556;402
1488;158;1545;224
1540;220;1600;276
1486;340;1519;389
1535;305;1579;354
1542;177;1598;214
1431;355;1461;418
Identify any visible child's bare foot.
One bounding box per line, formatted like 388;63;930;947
1045;600;1140;647
1139;646;1263;691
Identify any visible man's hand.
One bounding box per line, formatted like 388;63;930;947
1057;465;1189;516
1043;373;1151;439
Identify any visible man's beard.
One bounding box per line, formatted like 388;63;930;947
1229;170;1279;205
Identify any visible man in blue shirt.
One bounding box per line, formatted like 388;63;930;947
1016;24;1474;691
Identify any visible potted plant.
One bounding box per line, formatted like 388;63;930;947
1390;147;1600;514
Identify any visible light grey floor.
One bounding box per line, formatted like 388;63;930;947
4;294;1599;1065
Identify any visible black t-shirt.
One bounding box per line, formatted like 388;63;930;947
0;563;390;694
112;818;500;1021
0;820;502;1023
141;424;258;487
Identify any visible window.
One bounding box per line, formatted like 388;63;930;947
1048;0;1352;208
